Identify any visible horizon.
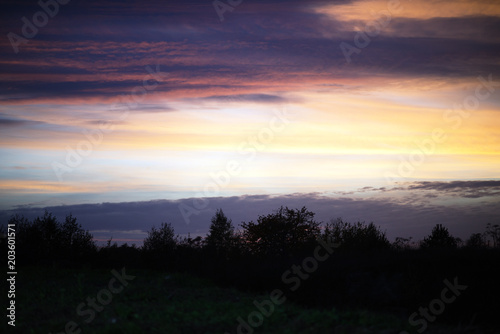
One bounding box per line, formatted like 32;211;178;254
2;185;499;246
1;0;499;246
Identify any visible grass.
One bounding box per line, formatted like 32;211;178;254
11;266;479;334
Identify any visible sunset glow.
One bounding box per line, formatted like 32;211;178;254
0;0;499;243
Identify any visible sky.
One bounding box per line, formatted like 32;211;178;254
0;0;499;245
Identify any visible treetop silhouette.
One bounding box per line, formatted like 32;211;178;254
241;206;320;256
205;208;235;254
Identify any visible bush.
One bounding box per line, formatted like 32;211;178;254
465;233;486;249
323;218;390;251
12;211;95;265
143;222;176;254
485;223;500;247
241;206;320;257
420;224;457;249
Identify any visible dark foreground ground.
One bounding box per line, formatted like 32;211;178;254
5;263;497;334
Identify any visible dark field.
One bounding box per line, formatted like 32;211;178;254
3;211;500;333
9;264;494;334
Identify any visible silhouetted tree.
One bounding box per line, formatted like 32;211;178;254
241;206;320;256
420;224;457;249
13;211;95;264
61;213;96;257
466;233;486;249
205;209;235;255
323;218;390;251
179;233;203;249
10;214;32;246
97;240;141;267
106;237;118;248
392;236;413;250
143;222;176;253
484;223;500;248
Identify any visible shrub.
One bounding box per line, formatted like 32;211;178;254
143;222;176;254
241;206;320;256
12;211;95;264
323;218;390;251
420;224;457;249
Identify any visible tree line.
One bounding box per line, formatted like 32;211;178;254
1;206;499;267
2;207;499;327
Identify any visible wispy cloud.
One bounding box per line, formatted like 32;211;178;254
199;94;290;104
362;181;500;198
405;180;500;198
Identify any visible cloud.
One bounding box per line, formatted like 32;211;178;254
197;94;289;104
405;180;500;198
131;104;177;113
1;191;498;245
0;0;498;242
0;118;29;127
2;1;499;104
385;16;500;42
366;180;500;199
0;117;44;128
407;180;500;190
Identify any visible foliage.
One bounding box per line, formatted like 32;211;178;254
241;206;320;256
142;222;176;253
324;218;390;251
96;240;141;268
12;211;96;263
484;223;500;247
61;213;96;257
420;224;457;249
178;233;204;249
465;233;486;249
205;208;235;254
392;236;413;250
6;207;500;332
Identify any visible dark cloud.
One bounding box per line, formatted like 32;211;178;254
1;1;499;103
368;181;500;199
405;180;500;198
198;94;289;104
0;116;45;128
1;191;498;245
0;1;498;247
407;180;500;190
0;118;29;127
387;15;500;43
132;104;176;113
